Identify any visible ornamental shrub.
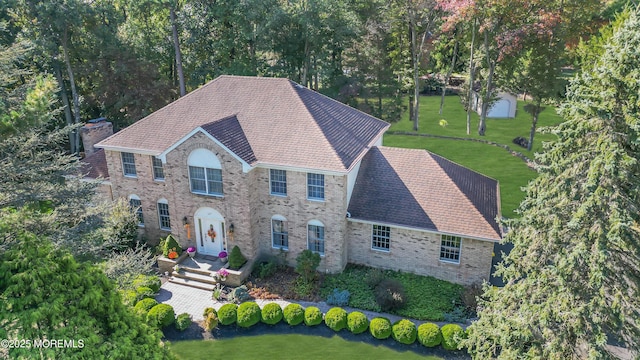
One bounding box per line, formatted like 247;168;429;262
369;317;392;340
135;286;155;301
392;319;417;345
132;274;162;293
162;234;182;257
304;306;323;326
324;307;348;332
134;298;158;315
346;311;369;334
203;307;217;318
237;302;261;328
418;323;442;347
295;250;321;283
203;312;218;331
218;303;238;325
229;285;251;303
326;288;350;307
374;279;406;312
261;303;283;325
228;245;247;270
441;324;465;350
175;313;192;331
147;304;175;328
121;289;138;306
283;303;305;326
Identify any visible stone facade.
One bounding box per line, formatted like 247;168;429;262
346;221;494;285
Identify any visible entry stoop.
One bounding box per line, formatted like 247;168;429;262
169;267;218;291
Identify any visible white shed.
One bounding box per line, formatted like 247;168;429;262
471;91;517;118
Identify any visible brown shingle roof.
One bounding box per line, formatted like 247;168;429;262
96;76;389;172
348;147;501;240
201;115;257;164
81;148;109;180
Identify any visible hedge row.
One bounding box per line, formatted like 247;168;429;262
210;302;466;351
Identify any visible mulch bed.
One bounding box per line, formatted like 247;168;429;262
163;320;471;360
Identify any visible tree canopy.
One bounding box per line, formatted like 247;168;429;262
465;7;640;359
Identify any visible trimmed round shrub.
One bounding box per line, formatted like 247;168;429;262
136;286;155;300
283;303;305;326
392;319;417;345
218;303;238;326
134;298;158;314
132;274;162;293
237;302;261;328
147;304;175;328
369;317;392;340
324;307;348;332
203;307;217;318
175;313;192;331
441;324;465;350
228;245;247;270
304;306;323;326
261;303;283;325
347;311;369;334
121;289;138;306
418;323;442;347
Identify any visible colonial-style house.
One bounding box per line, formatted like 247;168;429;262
83;75;501;285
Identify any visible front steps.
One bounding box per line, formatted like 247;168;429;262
169;266;219;291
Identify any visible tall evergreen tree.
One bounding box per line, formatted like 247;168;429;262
0;225;174;359
465;7;640;359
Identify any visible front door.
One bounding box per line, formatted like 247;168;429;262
196;217;224;256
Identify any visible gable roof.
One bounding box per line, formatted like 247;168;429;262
348;147;501;241
81;149;109;180
96;76;389;172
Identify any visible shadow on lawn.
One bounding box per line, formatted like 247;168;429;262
163;321;470;360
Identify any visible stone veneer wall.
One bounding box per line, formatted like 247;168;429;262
346;221;494;285
104;132;255;259
251;167;349;273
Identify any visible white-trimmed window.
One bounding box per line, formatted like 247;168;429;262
440;235;461;263
271;215;288;250
188;149;223;196
152;156;165;181
307;173;324;200
372;225;390;251
121;152;137;177
129;195;144;227
307;220;325;255
157;199;171;231
270;169;287;196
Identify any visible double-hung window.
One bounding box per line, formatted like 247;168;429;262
189;166;223;195
270;169;287;196
129;196;144;226
440;235;462;263
307;221;325;255
307;173;325;200
121;152;137;177
371;225;390;251
271;217;288;250
152;156;165;181
188;149;223;196
158;201;171;231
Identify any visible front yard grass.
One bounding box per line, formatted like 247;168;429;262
320;265;463;321
384;96;564;218
170;335;446;360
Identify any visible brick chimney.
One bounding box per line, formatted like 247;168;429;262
81;117;113;157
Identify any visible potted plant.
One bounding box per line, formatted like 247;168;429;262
186;246;196;258
218;250;228;263
217;268;229;282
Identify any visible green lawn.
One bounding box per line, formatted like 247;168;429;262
384;95;565;217
170;335;445;360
